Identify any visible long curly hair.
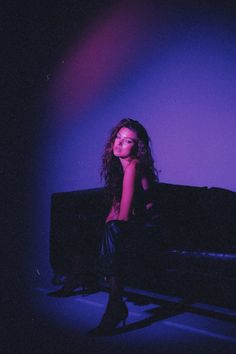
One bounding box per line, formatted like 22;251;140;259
101;118;158;204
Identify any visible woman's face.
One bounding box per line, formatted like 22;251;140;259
113;127;138;159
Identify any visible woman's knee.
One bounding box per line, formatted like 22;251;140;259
105;220;128;232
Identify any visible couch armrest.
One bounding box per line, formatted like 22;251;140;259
50;188;107;275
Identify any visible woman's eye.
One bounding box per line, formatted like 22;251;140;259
115;135;133;144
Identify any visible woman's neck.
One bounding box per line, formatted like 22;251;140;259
119;157;132;172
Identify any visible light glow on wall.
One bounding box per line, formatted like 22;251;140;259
36;0;236;283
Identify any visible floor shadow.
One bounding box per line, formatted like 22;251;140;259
47;286;100;298
124;290;236;325
184;303;236;323
88;303;184;337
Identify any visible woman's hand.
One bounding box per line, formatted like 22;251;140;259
105;202;120;223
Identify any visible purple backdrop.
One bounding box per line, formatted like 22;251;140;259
35;0;236;282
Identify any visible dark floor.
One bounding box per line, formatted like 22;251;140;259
4;280;236;354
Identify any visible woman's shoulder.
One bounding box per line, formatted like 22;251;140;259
123;160;141;185
130;158;139;166
126;159;152;181
128;159;148;176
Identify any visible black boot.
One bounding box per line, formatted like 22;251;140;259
49;255;98;297
88;299;128;336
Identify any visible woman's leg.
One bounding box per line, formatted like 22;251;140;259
89;275;128;335
89;221;129;335
110;275;123;301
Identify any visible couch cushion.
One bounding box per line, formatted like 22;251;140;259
151;183;236;252
165;249;236;279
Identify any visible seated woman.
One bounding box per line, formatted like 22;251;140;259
89;118;158;335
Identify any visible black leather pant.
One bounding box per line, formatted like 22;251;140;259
98;220;145;278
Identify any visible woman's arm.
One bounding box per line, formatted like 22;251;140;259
105;202;119;223
118;160;138;221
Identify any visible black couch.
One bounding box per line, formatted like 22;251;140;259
50;183;236;308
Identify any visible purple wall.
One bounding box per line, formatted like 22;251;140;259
33;0;236;281
5;1;236;338
43;1;236;195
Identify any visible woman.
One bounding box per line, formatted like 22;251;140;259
90;118;158;335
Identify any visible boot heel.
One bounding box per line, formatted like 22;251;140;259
88;299;128;335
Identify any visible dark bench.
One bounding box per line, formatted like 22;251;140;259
50;183;236;309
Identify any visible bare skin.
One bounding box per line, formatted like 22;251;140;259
106;127;152;223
